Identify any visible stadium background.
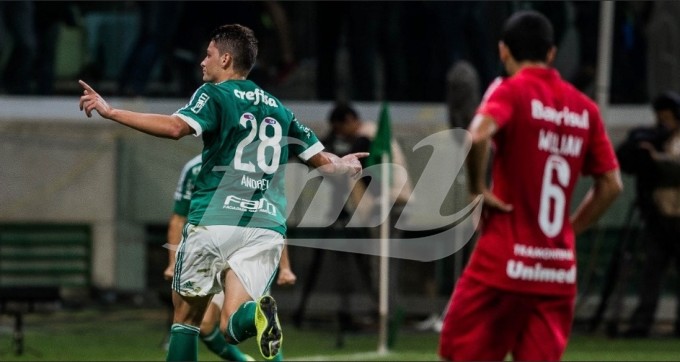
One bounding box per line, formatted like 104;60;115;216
1;1;679;359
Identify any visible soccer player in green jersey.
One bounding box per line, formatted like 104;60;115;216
79;24;367;362
167;154;297;361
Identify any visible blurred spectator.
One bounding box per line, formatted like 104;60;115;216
315;2;404;101
570;1;600;94
618;91;680;338
292;103;413;347
171;1;296;97
517;1;570;47
117;1;183;97
376;4;407;101
446;60;481;129
414;59;483;332
425;2;509;95
292;103;378;333
77;1;139;85
398;2;510;101
610;1;653;103
34;1;79;95
170;2;229;95
259;1;298;85
0;1;37;94
396;1;432;101
646;1;680;100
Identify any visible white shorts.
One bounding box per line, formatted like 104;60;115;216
172;224;283;300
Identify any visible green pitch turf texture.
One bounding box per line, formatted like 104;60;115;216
1;307;680;361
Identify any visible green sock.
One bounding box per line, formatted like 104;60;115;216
227;301;257;343
167;323;199;362
202;326;250;361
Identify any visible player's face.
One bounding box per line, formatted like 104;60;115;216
200;41;223;83
336;116;360;138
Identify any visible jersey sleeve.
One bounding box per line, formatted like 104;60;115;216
173;84;219;137
476;77;515;129
287;110;324;161
172;161;201;217
582;106;619;176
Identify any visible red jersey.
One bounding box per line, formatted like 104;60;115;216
464;68;619;296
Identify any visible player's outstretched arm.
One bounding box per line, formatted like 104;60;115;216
78;80;193;139
306;151;369;179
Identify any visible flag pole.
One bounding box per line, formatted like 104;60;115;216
370;102;393;355
595;0;614;123
377;152;390;355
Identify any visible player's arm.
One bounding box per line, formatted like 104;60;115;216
164;213;187;281
277;244;297;286
306;151;369;178
570;169;623;236
78;80;193;139
466;114;513;212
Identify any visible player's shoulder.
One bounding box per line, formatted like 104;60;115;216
480;76;510;103
486;76;510;92
183;83;223;108
560;79;599;110
195;82;221;95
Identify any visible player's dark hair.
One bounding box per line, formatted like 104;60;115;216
210;24;258;75
501;10;554;62
652;91;680;120
328;103;359;124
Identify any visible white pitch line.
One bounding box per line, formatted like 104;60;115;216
287;351;392;361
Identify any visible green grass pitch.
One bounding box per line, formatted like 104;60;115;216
1;307;680;361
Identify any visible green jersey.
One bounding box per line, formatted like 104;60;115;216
173;155;202;217
174;80;323;235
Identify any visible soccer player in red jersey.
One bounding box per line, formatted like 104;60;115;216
438;10;623;361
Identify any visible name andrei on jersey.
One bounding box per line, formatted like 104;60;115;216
233;88;278;107
531;99;589;129
241;175;269;191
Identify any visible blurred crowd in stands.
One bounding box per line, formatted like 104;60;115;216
0;1;665;102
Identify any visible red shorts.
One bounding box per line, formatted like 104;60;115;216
438;275;574;361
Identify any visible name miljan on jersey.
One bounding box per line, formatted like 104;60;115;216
233;88;278;107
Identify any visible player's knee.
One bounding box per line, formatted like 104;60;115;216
219;313;232;336
219;320;239;344
223;332;237;344
221;306;237;326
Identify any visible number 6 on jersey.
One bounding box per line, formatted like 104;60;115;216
538;155;570;237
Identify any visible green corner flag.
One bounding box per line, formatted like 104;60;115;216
367;102;393;167
370;102;395;354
